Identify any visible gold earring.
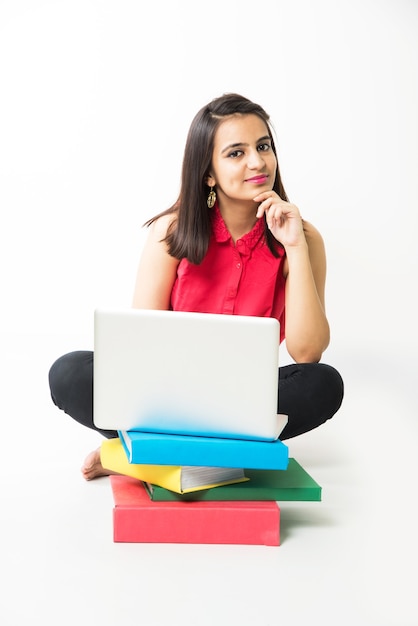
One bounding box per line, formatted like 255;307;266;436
207;187;216;208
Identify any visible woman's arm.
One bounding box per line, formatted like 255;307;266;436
132;214;180;310
255;192;330;363
283;221;330;362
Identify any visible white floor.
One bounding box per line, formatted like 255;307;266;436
1;331;417;626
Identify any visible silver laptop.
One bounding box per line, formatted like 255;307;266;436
93;308;287;441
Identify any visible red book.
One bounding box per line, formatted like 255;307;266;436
110;475;280;546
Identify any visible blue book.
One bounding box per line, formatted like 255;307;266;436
118;429;289;470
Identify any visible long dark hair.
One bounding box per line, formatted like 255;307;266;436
146;93;289;264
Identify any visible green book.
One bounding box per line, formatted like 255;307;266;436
143;458;321;502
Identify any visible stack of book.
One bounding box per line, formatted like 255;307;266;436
101;425;322;547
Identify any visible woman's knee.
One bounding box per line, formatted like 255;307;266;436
278;362;344;439
279;361;344;420
48;350;93;410
318;363;344;413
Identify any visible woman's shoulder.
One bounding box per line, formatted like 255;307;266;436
302;219;324;244
301;220;328;283
302;220;326;258
147;211;178;240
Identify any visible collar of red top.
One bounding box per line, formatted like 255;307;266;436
211;204;265;250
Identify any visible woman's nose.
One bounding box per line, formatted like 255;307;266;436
247;149;265;169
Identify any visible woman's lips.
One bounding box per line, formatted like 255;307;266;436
245;175;268;184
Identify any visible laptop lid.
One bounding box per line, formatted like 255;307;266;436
93;308;286;441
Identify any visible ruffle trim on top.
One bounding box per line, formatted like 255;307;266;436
211;203;285;256
211;203;265;249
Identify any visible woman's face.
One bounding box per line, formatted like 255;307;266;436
207;113;277;208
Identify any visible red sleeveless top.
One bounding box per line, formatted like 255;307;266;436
170;205;286;342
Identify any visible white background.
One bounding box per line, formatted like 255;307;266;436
1;0;417;349
1;1;417;625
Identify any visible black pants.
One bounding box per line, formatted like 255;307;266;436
48;351;344;441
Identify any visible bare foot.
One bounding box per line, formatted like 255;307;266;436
81;447;119;481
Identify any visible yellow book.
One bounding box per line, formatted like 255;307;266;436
100;438;249;494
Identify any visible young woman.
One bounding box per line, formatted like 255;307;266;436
49;93;344;480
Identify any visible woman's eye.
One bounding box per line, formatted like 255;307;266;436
258;143;271;152
228;150;243;158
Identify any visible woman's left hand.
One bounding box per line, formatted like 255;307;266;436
254;191;305;248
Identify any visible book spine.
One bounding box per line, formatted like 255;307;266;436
145;484;321;502
110;476;280;545
113;504;280;545
124;436;289;470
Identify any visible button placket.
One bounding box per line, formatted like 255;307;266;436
223;246;244;313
